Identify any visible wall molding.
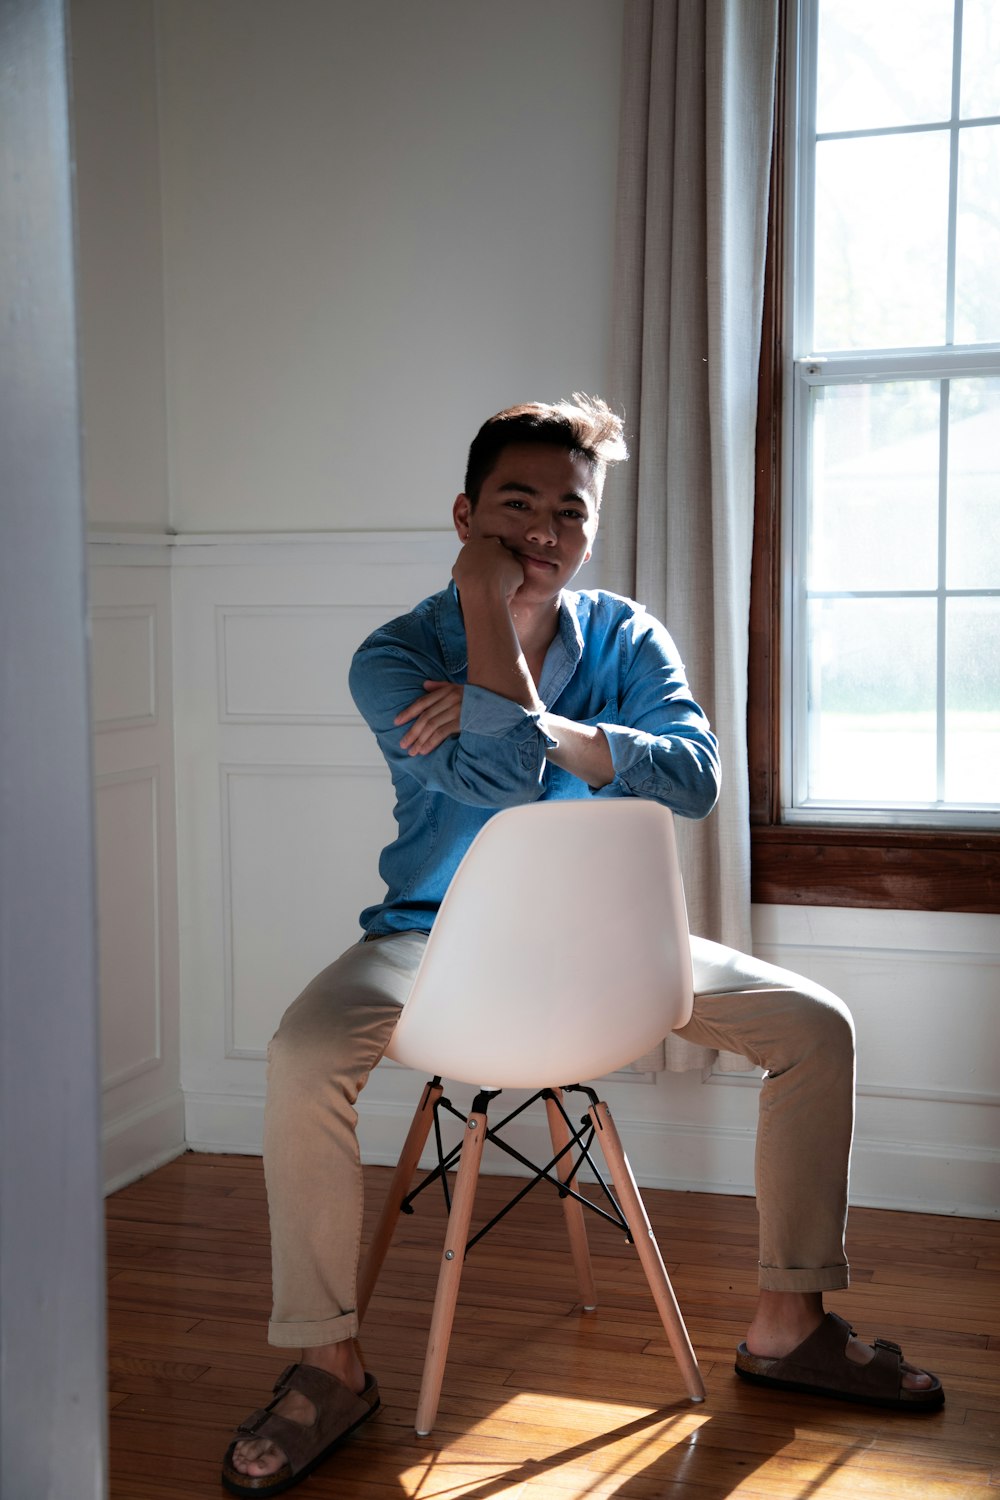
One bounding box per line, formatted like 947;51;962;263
752;903;1000;956
755;940;1000;966
705;1069;1000;1110
102;1088;186;1195
215;604;399;724
181;1087;1000;1218
88;535;173;568
90;605;157;730
94;766;163;1089
89;528;458;571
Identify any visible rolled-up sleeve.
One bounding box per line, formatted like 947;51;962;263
349;648;554;807
589;610;721;820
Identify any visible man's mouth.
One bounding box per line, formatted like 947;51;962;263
516;552;558;571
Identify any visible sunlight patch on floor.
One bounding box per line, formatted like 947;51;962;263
397;1397;712;1498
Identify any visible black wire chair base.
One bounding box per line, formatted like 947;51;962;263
398;1079;634;1254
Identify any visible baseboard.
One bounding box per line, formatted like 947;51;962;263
848;1135;1000;1219
103;1089;187;1194
178;1088;999;1220
182;1089;267;1154
182;1087;760;1193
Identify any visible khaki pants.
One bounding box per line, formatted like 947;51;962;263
263;932;854;1349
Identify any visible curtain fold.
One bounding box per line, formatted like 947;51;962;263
606;0;779;1071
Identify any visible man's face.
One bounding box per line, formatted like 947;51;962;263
453;443;600;604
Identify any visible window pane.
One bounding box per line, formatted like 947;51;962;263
961;0;1000;118
955;125;1000;345
946;598;1000;804
948;378;1000;588
806;598;937;801
808;382;940;591
814;133;949;350
816;0;954;133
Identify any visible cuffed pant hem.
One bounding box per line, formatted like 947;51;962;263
268;1310;359;1349
758;1263;850;1293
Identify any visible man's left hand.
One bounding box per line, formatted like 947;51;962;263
395;680;464;755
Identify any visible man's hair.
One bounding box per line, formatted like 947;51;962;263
463;393;627;506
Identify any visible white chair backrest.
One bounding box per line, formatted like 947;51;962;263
385;799;693;1089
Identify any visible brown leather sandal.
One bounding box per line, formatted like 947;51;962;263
221;1362;380;1496
735;1311;944;1411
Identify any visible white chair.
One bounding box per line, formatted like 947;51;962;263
357;799;705;1434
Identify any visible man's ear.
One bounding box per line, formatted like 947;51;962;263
453;494;471;540
582;506;599;564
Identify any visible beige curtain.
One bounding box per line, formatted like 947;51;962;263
606;0;779;1070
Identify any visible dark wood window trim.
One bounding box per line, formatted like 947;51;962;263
747;2;1000;914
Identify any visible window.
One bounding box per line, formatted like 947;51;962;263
749;0;1000;910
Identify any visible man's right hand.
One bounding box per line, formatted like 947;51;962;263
395;680;464;756
452;536;524;603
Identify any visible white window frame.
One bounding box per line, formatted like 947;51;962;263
781;0;1000;830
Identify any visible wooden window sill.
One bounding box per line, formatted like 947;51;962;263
750;824;1000;913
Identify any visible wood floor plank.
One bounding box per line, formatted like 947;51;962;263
106;1151;1000;1500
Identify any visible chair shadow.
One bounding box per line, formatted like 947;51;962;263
396;1401;794;1500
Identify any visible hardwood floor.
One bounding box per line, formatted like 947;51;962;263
107;1151;1000;1498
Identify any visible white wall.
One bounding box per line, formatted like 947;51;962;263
156;0;624;533
74;0;999;1215
71;0;170;533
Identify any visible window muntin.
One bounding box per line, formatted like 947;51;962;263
785;0;1000;827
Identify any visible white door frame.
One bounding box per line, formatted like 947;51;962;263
0;1;107;1495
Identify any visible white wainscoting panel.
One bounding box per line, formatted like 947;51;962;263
89;541;185;1191
94;768;161;1086
218;606;398;722
174;533;456;1141
91;605;156;729
222;764;395;1055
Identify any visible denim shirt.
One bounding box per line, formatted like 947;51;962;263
349;583;720;935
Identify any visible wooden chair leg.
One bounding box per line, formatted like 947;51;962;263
358;1078;443;1321
414;1096;489;1436
589;1100;705;1403
545;1089;597;1309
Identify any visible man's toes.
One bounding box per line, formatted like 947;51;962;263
846;1338;936;1391
232;1439;286;1478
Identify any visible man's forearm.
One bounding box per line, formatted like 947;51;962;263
542;714;614;789
462;587;543;712
462;586;613;787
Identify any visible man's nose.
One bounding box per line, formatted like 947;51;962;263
525;513;558;545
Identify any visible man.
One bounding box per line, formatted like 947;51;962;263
223;396;942;1497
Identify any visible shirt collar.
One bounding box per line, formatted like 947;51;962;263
435;582;469;674
541;589;585;702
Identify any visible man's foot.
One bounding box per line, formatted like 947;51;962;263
745;1303;935;1391
222;1356;378;1496
229;1341;366;1481
737;1310;944;1411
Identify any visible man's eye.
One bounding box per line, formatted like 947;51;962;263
504;499;528;509
562;510;585;521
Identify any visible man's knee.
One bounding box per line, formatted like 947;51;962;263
266;968;401;1106
777;984;856;1074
